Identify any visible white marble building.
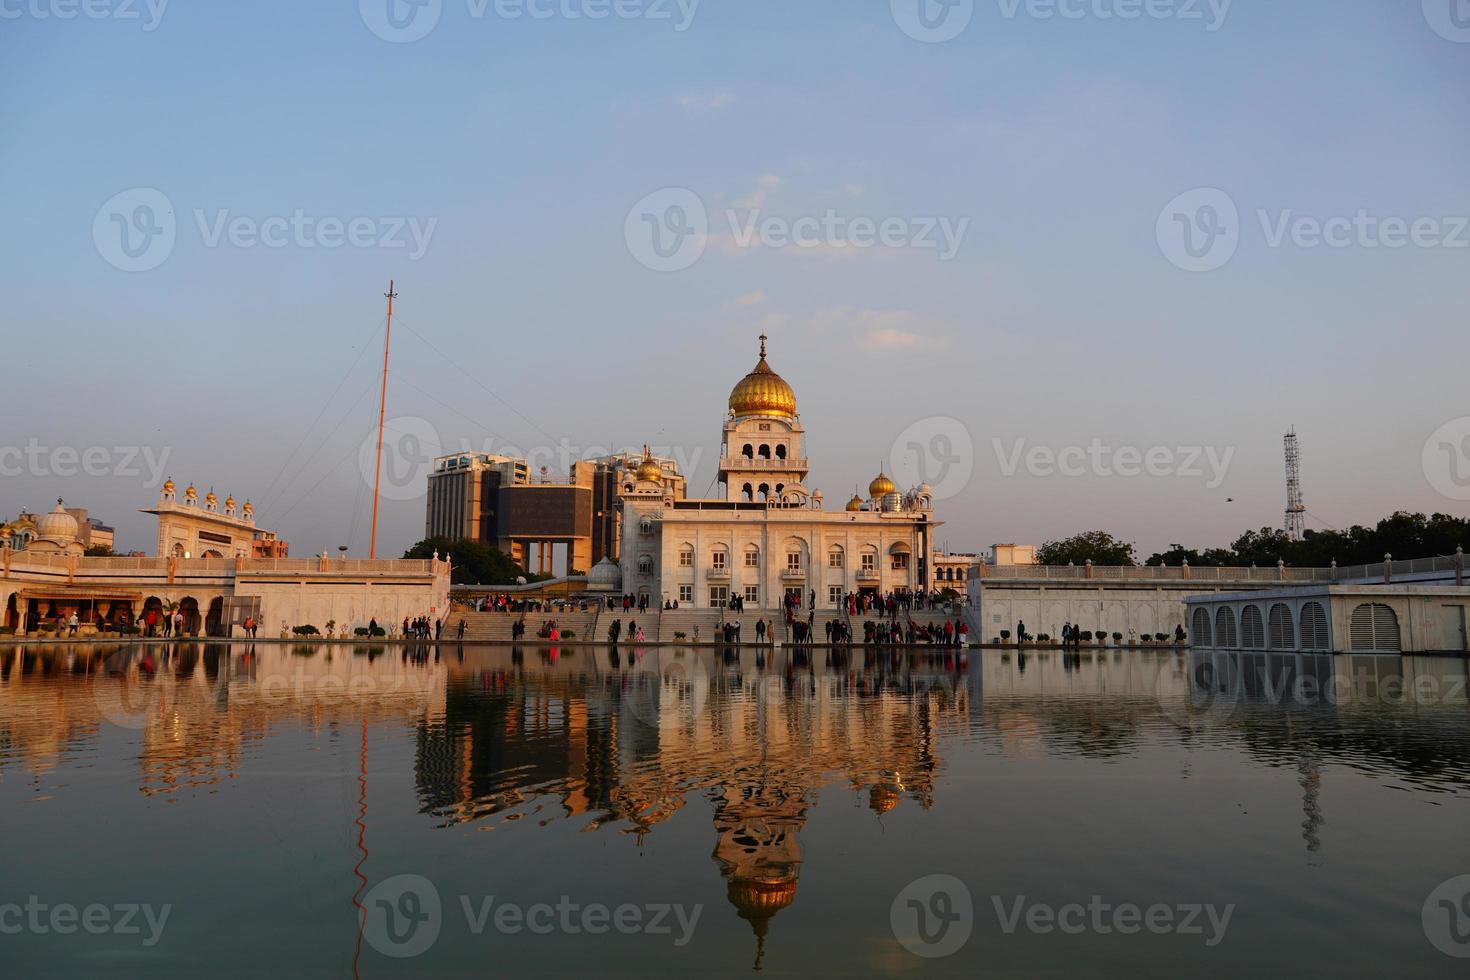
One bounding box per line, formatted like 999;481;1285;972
618;336;940;610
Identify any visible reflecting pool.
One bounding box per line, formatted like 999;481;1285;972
1;642;1468;976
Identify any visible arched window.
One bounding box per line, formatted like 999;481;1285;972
1268;603;1294;650
1192;607;1213;647
1300;601;1329;650
758;483;770;501
678;545;694;567
828;545;844;569
744;545;760;568
1241;606;1266;649
1350;603;1401;652
1215;607;1238;648
775;444;787;460
638;555;653;575
742;443;754;459
758;444;771;459
741;483;754;502
710;546;728;571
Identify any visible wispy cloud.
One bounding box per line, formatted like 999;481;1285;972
752;308;946;352
731;174;781;210
722;291;766;312
675;90;737;113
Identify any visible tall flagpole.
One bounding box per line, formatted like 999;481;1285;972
369;280;396;560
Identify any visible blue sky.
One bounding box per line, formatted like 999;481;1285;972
3;0;1467;559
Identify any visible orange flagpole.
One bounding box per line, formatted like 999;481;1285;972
369;280;396;559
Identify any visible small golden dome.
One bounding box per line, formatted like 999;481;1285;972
242;500;254;515
225;495;236;509
728;334;797;419
205;489;218;505
869;470;896;498
163;478;175;494
636;457;662;484
845;494;863;512
184;483;197;500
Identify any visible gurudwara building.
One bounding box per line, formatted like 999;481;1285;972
618;336;940;609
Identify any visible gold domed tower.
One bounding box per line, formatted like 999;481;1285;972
728;335;797;420
720;335;810;505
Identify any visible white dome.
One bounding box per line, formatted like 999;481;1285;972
587;557;622;590
37;499;79;544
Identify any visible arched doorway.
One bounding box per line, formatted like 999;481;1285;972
205;597;225;637
179;597;202;636
2;593;16;632
141;596;164;636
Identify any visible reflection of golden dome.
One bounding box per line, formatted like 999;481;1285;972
845;494;863;512
869;785;900;814
729;335;796;419
868;470;896;498
728;876;799;918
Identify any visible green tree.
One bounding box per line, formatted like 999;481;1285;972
1036;531;1137;567
403;538;539;585
84;544;115;557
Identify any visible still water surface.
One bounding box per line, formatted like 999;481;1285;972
2;642;1468;977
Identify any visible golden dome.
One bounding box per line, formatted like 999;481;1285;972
635;446;663;483
225;495;236;509
728;335;796;419
162;478;175;494
184;483;197;500
205;489;218;506
845;494;863;512
242;500;254;517
869;470;896;498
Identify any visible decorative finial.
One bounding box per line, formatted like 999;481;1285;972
758;333;767;359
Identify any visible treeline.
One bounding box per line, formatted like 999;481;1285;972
1035;512;1469;568
404;537;551;585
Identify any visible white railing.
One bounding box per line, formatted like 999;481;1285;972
719;457;809;471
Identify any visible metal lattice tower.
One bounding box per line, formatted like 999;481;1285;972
1284;427;1306;541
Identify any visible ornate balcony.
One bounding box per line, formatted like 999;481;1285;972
780;567;806;581
706;567;731;581
856;567;880;581
719;457;809;471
